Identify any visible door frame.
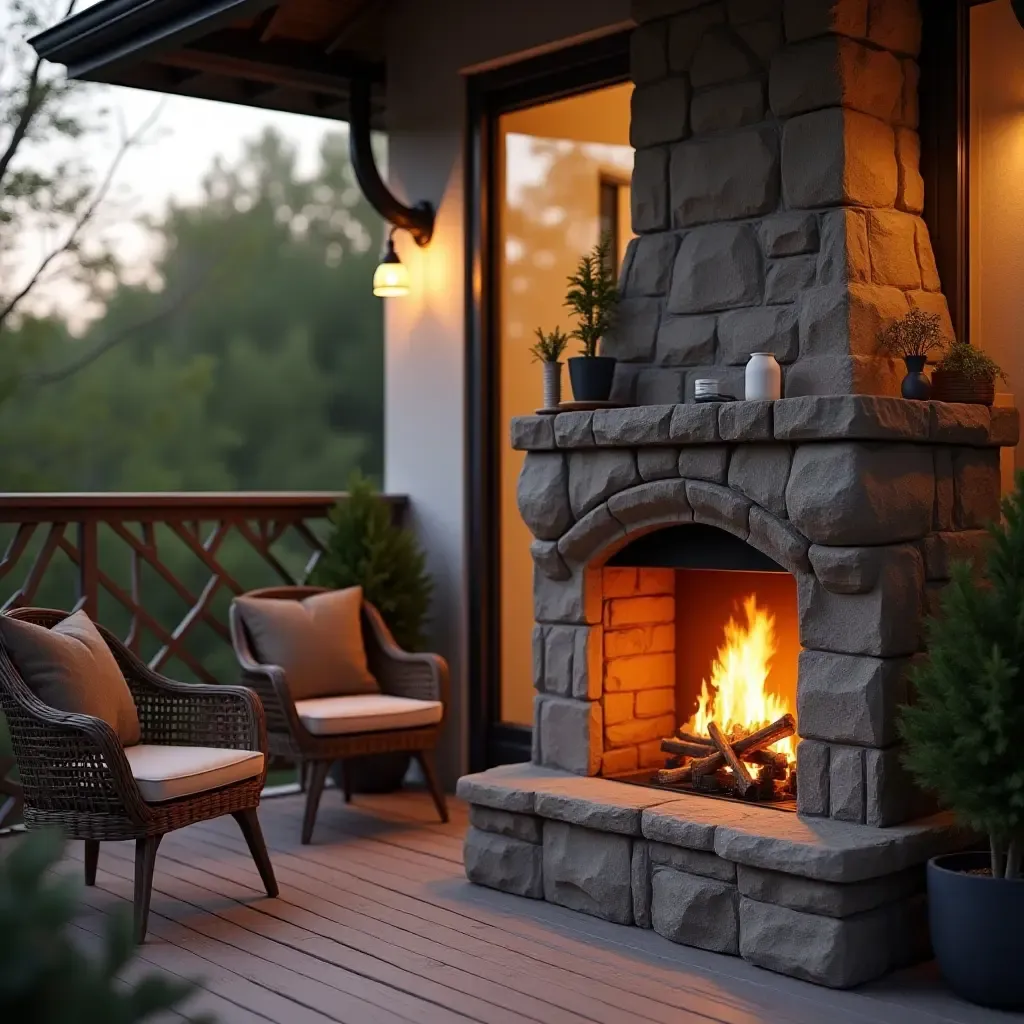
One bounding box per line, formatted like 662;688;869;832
464;32;631;772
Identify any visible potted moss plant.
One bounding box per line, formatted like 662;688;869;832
878;307;946;400
530;327;569;410
899;472;1024;1010
931;340;1006;405
565;236;618;402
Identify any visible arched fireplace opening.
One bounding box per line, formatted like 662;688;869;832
601;524;800;809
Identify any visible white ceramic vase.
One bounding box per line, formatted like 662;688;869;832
745;352;782;401
542;361;562;410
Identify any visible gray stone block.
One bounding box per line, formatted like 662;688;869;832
534;566;600;625
626;233;681;297
786;442;934;545
632;146;670;234
774;396;930;441
865;746;917;827
667;3;727;72
922;530;991;581
610;363;640;405
511;416;555;450
783;0;868;44
631;77;692;149
799;649;910;748
455;764;559;813
649;841;737;882
651;866;739;953
669;403;720;442
668;222;763;313
719;400;774;441
736;14;784;65
728;0;782;25
933;446;954;531
518;453;573;541
541;625;574;697
686;480;751;538
760;212;819;257
537;696;601;775
677;445;730;483
641;801;720;852
464;826;543;898
690;78;766;135
543;821;633;924
928;402;991;445
602;296;662;362
737;863;923;919
739;897;893;988
632;840;653;928
554;411;595;449
656;314;717;365
686;365;746;402
691;26;760;87
533;776;675;835
808;544;889;593
558;505;625;567
530;540;570;581
748;506;811;573
952;447;1001;530
670;127;780;228
631;21;668;86
637;367;687;406
990;406;1021;447
593;406;675;446
608;479;693;531
718;307;799;365
569;450;639;519
765;255;817;305
470;806;543;844
532;625;545;691
796;739;830;816
830;745;866;823
638;448;682;482
727;444;792;517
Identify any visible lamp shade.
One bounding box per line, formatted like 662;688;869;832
373;234;409;297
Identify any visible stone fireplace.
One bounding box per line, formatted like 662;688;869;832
458;0;1021;992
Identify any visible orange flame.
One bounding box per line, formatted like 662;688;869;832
687;594;795;761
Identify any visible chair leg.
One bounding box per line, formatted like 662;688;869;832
338;760;352;803
133;835;162;944
298;760;309;792
84;840;99;886
301;760;330;845
232;808;279;898
415;750;449;823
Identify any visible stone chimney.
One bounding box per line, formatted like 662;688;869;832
613;0;946;404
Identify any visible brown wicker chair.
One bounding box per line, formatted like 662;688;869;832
229;586;449;843
0;608;278;943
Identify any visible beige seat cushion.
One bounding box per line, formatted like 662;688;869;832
0;610;141;746
294;694;443;736
234;587;378;701
124;744;264;803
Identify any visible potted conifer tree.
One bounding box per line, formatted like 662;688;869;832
565;236;619;402
900;472;1024;1010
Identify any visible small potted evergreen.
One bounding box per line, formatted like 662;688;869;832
877;307;946;400
564;236;619;402
931;340;1006;406
900;472;1024;1010
530;327;569;410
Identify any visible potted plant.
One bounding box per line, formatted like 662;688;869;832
530;327;569;410
311;471;433;793
565;236;619;402
877;307;946;400
899;473;1024;1010
931;340;1006;405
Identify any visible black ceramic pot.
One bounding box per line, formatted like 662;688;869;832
928;851;1024;1010
568;356;616;402
901;355;931;400
330;753;411;794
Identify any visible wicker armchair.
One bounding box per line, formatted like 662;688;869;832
0;608;278;942
229;586;449;843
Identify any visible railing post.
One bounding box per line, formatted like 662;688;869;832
77;521;99;619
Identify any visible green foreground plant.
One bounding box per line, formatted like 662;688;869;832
564;236;618;358
311;473;433;651
877;308;947;360
529;327;569;363
900;471;1024;879
936;340;1007;383
0;829;206;1022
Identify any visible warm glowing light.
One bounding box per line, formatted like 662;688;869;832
373;258;410;297
687;595;795;760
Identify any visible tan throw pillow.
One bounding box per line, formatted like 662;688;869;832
234;587;379;701
0;610;141;746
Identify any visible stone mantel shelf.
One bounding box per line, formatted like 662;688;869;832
511;396;1020;452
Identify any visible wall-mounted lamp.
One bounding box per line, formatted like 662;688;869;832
373;229;411;297
349;76;435;296
1015;0;1024;30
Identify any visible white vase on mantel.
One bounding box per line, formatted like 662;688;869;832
745;352;782;401
541;361;562;410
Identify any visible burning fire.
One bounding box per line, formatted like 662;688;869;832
687;594;795;761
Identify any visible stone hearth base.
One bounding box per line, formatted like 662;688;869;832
457;764;970;988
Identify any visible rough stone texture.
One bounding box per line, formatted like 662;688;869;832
631;77;692;149
627;233;682;297
648;841;737;883
632;146;669;234
817;207;870;286
534;564;601;625
568;450;639;519
748;506;812;573
602;297;662;362
554;412;594;449
773;396;929;442
990;406;1021;447
631;840;653;928
638;447;681;481
469;806;542;844
830;745;866;824
929;403;990;445
593;406;675;446
797;546;924;657
669;403;720;442
637;368;687;405
651;866;739;954
669;128;780;228
668;222;763;313
464;827;543;898
667;3;727;72
719;400;774;441
541;626;575;698
783;0;869;44
677;445;730;483
537;696;602;776
865;745;920;828
798;650;909;747
727;444;791;517
686;480;752;537
766;254;817;305
953;447;1001;529
868;209;922;289
739;897;894;988
608;479;693;532
922;530;991;581
656;315;717;365
896;128;924;214
533;777;676;835
456;763;562;813
511;416;555;451
808;544;888;593
868;0;922;56
543;821;633;925
691;78;766;135
531;540;570;581
631;21;668;86
718;307;799;365
761;212;820;256
797;739;830;817
737;863;922;919
786;442;934;545
691;26;760;88
517;453;572;541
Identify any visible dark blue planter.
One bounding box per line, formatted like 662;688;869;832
568;356;616;402
929;851;1024;1010
901;355;931;400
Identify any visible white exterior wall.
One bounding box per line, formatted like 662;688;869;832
383;0;631;785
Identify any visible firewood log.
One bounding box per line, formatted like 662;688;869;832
708;721;755;797
688;713;795;778
660;738;719;758
675;730;714;746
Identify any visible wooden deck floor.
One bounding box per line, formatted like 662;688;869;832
56;788;1014;1024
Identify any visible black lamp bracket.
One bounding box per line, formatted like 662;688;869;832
349;76;435;247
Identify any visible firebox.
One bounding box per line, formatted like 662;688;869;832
601;525;800;808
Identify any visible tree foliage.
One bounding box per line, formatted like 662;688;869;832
900;471;1024;878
